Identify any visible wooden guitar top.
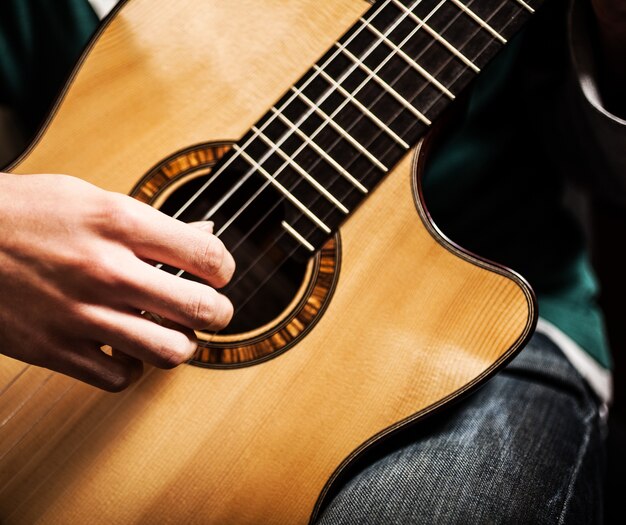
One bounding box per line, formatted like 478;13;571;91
0;0;535;522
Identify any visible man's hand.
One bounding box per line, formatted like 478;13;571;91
0;173;235;391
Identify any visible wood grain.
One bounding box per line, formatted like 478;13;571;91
0;0;534;523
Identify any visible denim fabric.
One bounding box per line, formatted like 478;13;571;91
316;333;606;524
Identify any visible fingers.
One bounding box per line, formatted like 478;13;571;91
103;196;235;288
95;196;235;329
62;196;237;393
88;308;200;369
56;307;199;391
56;308;199;392
57;344;143;393
120;258;234;331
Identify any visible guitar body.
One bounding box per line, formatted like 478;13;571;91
0;0;535;523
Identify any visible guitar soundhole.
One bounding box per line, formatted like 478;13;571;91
132;142;340;368
159;171;306;335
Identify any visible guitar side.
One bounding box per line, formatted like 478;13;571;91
0;0;535;523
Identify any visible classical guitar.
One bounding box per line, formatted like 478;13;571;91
0;0;539;522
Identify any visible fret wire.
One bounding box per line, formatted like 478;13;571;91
359;18;455;100
291;87;389;173
228;0;439;234
170;0;395;221
281;221;315;252
513;0;534;13
335;43;432;126
324;0;459;133
308;0;454;152
234;145;332;234
354;0;506;149
270;108;369;193
224;0;515;310
252;125;349;214
313;65;410;148
448;0;507;43
389;0;480;73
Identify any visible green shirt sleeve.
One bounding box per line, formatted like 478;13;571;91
0;0;98;134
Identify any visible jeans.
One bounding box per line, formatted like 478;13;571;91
316;333;606;524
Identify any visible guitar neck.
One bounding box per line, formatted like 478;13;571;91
176;0;542;257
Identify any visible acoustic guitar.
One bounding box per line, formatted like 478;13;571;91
0;0;539;522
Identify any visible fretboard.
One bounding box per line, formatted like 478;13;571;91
178;0;543;258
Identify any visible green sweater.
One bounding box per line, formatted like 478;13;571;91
0;0;97;133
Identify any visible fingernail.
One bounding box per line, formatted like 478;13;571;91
192;221;214;233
